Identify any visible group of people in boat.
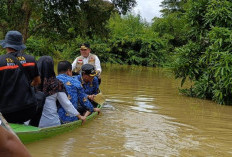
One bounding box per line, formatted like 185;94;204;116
0;30;102;129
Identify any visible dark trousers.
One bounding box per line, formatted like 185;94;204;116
77;105;88;116
3;105;37;124
89;100;98;108
29;104;44;127
3;104;43;127
77;100;98;116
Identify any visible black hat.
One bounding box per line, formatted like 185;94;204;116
80;43;90;50
0;30;26;50
81;64;96;76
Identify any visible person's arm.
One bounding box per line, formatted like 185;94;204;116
94;108;101;115
28;59;40;86
83;111;91;119
95;56;102;74
0;126;31;157
92;77;99;94
72;58;78;71
57;92;80;117
87;95;95;101
57;92;86;122
77;86;94;113
31;76;41;86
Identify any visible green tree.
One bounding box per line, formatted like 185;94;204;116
168;0;232;104
160;0;187;16
0;0;136;42
106;14;166;66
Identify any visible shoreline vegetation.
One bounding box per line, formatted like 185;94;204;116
1;0;232;105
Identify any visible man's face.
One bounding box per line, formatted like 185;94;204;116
83;74;94;83
67;69;72;76
80;48;91;58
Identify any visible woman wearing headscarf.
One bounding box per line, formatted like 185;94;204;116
37;56;85;128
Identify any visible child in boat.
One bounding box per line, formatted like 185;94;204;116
56;61;100;123
37;56;85;128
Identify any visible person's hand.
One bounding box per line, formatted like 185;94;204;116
77;115;86;125
88;95;95;101
96;70;101;76
94;108;101;115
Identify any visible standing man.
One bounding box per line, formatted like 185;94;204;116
72;43;102;84
0;30;41;123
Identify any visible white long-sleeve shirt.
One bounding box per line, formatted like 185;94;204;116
39;92;79;128
72;54;102;74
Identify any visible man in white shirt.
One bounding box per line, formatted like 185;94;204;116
72;43;102;84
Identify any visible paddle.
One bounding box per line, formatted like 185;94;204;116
0;112;19;139
93;93;105;106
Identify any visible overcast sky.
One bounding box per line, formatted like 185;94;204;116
132;0;163;22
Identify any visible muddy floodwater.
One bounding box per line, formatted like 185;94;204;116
26;64;232;157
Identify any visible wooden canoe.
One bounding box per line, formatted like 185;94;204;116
9;104;102;144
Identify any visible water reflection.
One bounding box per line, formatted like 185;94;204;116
131;95;155;113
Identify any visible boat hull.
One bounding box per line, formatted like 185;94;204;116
10;108;99;144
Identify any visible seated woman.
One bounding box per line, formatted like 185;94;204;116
36;56;85;128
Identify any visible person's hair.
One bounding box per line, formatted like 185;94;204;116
57;61;72;74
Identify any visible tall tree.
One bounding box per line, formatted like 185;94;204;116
0;0;43;41
160;0;187;16
0;0;136;42
111;0;136;14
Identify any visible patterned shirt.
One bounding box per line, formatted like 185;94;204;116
57;74;94;123
73;75;99;95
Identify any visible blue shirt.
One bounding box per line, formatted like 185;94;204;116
56;74;94;123
73;75;99;95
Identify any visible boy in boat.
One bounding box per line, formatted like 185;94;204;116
57;61;100;123
73;64;100;108
72;43;102;84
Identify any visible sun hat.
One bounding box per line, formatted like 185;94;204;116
0;30;26;50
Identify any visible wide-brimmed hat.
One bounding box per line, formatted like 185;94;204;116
0;30;26;50
81;64;97;77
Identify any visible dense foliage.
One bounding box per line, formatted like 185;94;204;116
0;0;136;41
1;0;232;104
157;0;232;105
23;14;166;67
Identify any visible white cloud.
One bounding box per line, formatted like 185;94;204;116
132;0;163;22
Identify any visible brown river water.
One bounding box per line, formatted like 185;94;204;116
26;64;232;157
